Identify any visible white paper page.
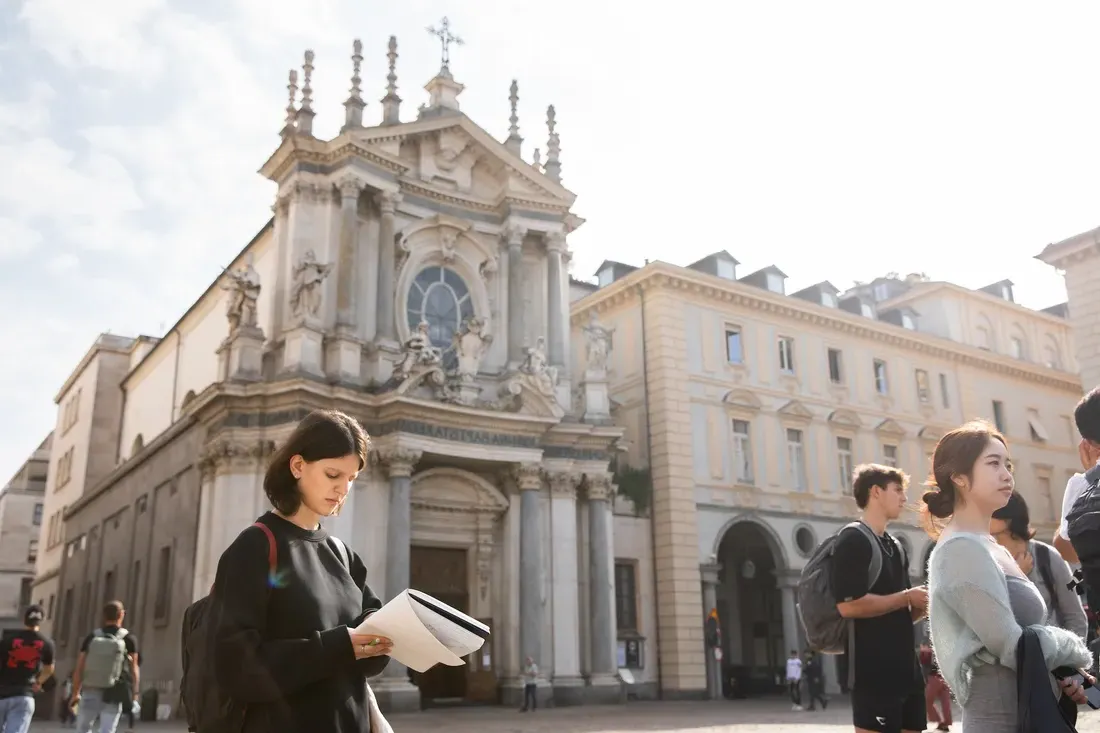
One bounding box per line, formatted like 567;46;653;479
406;590;486;657
354;591;466;673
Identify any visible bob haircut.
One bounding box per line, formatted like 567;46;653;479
991;490;1036;542
264;410;370;515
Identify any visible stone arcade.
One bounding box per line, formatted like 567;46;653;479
184;35;624;712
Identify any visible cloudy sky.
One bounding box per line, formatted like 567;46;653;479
2;0;1100;478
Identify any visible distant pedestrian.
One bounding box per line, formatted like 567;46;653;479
802;651;827;711
785;650;802;711
0;605;55;733
519;656;538;712
920;643;952;731
71;600;139;733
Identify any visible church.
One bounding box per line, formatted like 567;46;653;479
50;25;632;716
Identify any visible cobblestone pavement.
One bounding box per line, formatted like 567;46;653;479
27;698;1100;732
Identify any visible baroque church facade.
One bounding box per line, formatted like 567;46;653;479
49;34;633;716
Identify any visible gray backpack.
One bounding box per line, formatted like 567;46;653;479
82;628;129;690
795;522;905;686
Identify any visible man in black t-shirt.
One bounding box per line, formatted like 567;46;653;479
0;605;55;733
832;464;928;733
72;601;139;733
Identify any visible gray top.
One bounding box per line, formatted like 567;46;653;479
1026;540;1088;640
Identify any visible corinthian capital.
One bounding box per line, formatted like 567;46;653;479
544;231;567;254
512;462;542;491
377;447;422;478
501;223;526;249
548;471;579;497
375;190;402;215
337;175;363;199
585;473;614;501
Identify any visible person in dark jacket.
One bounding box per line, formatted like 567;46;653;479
211;410;393;733
801;651;827;711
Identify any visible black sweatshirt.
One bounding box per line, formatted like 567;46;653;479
212;512;388;733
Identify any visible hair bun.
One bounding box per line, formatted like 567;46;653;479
922;488;954;518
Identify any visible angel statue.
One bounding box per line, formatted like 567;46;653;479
221;259;261;332
290;249;332;321
393;321;442;380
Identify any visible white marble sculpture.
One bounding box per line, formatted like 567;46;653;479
221;259;261;332
520;337;558;394
393;321;443;381
290;249;332;321
583;314;615;374
453;317;492;383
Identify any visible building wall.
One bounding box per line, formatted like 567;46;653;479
0;437;49;626
54;422;202;707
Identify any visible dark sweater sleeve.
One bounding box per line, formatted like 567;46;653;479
349;549;389;679
212;527;355;701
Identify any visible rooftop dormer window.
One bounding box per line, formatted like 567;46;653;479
716;258;736;280
766;273;784;294
822;291;837;308
860;302;874;318
901;313;915;330
597;267;614;288
873;283;890;302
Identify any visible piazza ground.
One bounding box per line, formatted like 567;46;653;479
27;699;1100;732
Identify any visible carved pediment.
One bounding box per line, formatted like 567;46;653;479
919;426;944;443
412;467;509;514
497;372;565;419
876;418;907;437
723;389;762;411
777;400;814;421
827;409;862;428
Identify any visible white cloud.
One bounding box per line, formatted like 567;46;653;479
0;217;42;259
0;81;53;136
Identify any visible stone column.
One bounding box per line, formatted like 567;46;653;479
504;225;527;365
545;232;566;368
777;575;803;659
326;177;364;383
375;447;421;712
515;463;544;690
700;563;723;700
586;474;619;701
548;471;583;704
375;191;402;343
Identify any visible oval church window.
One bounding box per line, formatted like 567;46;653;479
406;266;475;369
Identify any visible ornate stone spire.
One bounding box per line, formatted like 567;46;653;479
504;79;523;156
532;148;541;171
342;40;365;132
543;105;561;182
280;69;298;139
423;18;465;114
381;35;401;126
296;49;316;136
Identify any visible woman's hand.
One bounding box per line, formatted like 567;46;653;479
1014;548;1034;576
348;631;392;660
1059;672;1096;705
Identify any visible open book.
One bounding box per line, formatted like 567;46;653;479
354;589;490;673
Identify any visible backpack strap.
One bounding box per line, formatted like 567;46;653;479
251;521;279;586
331;537;350;570
1034;541;1058;613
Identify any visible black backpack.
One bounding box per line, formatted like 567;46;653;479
1064;464;1100;614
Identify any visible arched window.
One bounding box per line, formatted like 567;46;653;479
1043;336;1062;370
405;266;475;369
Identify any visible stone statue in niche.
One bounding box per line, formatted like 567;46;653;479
290;249;332;321
393;320;442;381
221;259;261;332
583;314;615;374
452;317;492;383
440;230;457;263
520;337;558;394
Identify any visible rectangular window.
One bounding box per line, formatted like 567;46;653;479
915;369;931;403
873;359;889;395
154;545;172;621
786;428;805;490
778;337;796;374
883;444;899;468
1037;476;1054;521
827;348;843;384
725;328;743;364
993;400;1006;433
103;569;116;605
18;579;32;610
1010;337;1024;360
860;302;874;318
766;272;785;294
1027;408;1049;443
873;283;890;301
732;420;753;484
59;588;73;644
32;503;43;526
26;539;38;564
47;594;54;620
716;258;736;280
129;560;142;628
614;561;638;632
939;373;950;408
836;437;854;489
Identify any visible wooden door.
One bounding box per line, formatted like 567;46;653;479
410;546;469;705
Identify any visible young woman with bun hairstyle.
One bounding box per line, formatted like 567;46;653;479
210;409;393;733
924;420;1091;732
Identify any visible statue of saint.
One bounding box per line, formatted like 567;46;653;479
222;259;261;332
290;249;332;321
452;317;492;382
393;321;442;380
583;314;615;373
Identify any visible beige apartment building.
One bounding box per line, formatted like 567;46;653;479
0;433;51;627
1038;227;1100;391
31;334;145;635
569;254;1084;699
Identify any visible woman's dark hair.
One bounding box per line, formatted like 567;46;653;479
264;410;370;515
921;419;1007;538
991;490;1036;541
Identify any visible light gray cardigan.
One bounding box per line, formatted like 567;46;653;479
927;532;1091;707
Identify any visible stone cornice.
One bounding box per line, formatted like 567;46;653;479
877;280;1072;329
1035;226;1100;268
569;263;1081;392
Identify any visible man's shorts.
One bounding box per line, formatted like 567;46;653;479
850;687;927;733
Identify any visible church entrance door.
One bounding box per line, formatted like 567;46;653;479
410;545;469;706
